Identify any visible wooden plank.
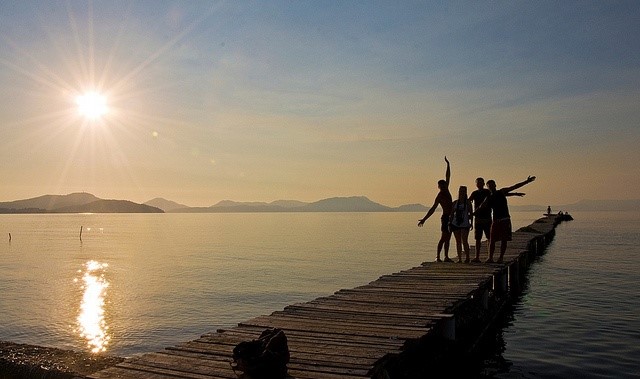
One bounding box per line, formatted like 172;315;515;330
169;339;379;363
288;300;455;317
94;361;232;379
215;325;404;351
123;353;236;377
301;298;456;315
240;315;429;340
275;307;440;326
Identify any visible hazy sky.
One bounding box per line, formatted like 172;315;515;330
0;1;638;207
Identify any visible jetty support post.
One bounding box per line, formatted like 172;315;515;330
480;287;490;310
536;236;545;255
493;268;508;297
434;313;456;342
519;251;529;277
545;228;555;244
508;259;521;294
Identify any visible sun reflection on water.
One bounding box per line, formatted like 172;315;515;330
74;260;110;353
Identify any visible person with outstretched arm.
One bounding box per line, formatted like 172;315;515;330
476;176;536;263
469;177;526;263
418;157;454;262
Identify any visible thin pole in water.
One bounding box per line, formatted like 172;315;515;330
80;226;83;241
8;233;11;242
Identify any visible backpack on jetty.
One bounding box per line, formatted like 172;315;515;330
231;328;290;379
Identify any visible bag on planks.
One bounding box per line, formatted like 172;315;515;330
231;327;290;379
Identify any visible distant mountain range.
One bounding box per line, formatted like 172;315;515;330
160;196;429;213
0;193;163;214
1;193;637;214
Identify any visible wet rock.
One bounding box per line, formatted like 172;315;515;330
0;341;123;379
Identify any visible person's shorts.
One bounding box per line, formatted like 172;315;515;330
449;224;470;232
441;214;451;233
490;218;512;242
474;218;491;240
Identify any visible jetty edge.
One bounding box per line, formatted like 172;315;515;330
82;214;566;379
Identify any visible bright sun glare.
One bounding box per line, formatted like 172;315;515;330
76;92;108;119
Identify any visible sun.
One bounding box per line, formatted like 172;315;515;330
76;92;108;120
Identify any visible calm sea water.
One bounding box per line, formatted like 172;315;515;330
486;211;640;379
0;211;638;377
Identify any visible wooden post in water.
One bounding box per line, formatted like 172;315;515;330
509;260;521;294
79;226;83;241
519;252;529;276
435;313;456;341
481;287;490;310
536;236;545;255
8;233;11;242
493;268;508;296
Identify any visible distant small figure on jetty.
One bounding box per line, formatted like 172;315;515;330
557;211;574;221
476;175;536;263
547;205;552;215
449;186;472;263
418;156;453;262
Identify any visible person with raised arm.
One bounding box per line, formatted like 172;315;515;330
418;157;453;262
469;177;526;262
476;176;536;263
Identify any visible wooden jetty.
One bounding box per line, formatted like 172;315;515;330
89;215;565;379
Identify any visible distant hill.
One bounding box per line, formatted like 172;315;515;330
56;200;163;213
268;200;308;208
174;200;289;213
300;196;392;212
0;192;100;212
144;198;188;212
166;196;426;213
0;193;163;214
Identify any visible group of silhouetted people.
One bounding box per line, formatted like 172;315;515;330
418;157;535;263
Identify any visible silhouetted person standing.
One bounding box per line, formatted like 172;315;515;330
469;177;491;263
418;157;453;262
450;186;473;263
479;176;535;263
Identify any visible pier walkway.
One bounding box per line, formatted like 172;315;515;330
90;215;564;379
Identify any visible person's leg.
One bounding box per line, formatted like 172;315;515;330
443;231;452;261
461;229;470;262
473;222;482;261
487;222;497;263
497;239;508;263
497;219;512;263
487;239;496;262
453;230;462;262
437;216;448;262
436;233;444;262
